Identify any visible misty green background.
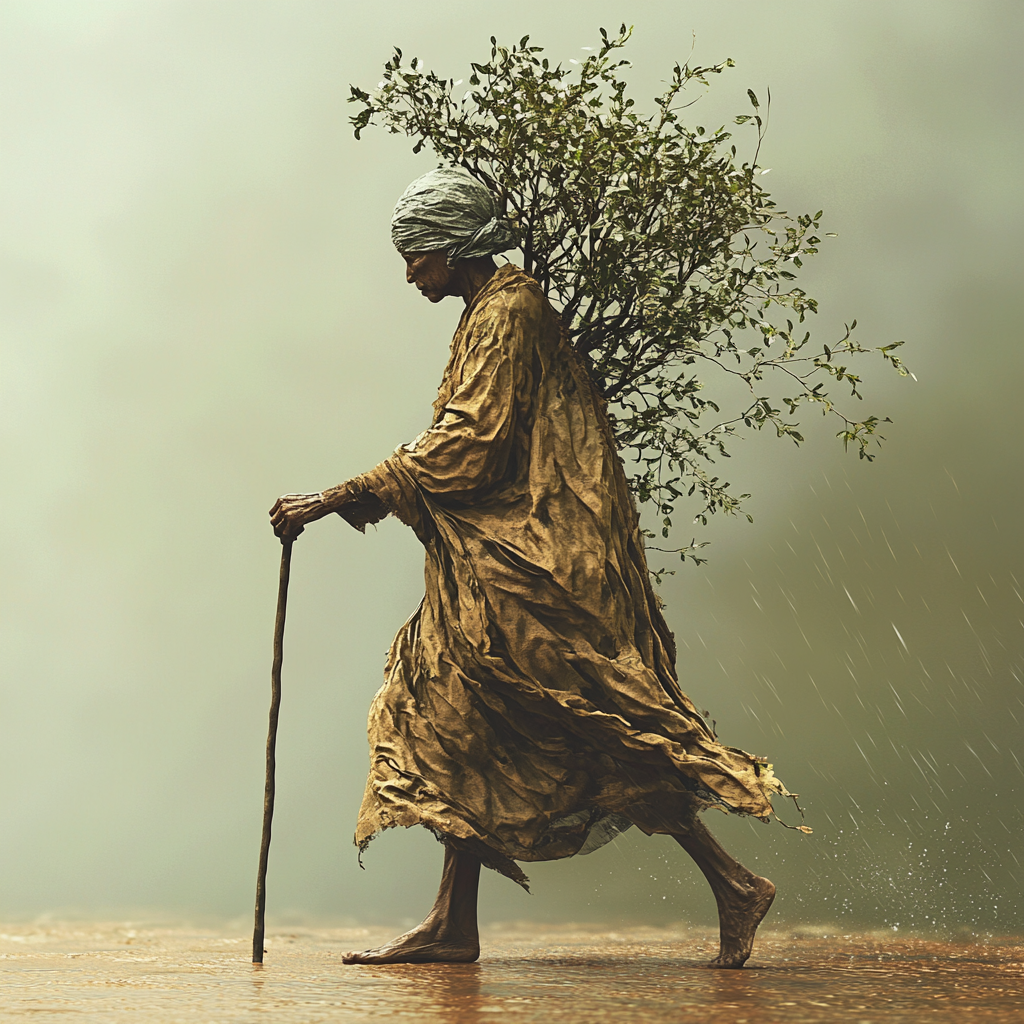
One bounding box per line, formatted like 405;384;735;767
2;1;1021;934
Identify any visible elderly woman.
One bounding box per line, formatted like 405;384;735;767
270;168;788;968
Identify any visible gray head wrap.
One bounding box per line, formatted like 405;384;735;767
391;167;517;264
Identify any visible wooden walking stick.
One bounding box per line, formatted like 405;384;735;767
252;536;293;964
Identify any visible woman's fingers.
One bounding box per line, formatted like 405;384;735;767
270;492;326;537
271;510;303;539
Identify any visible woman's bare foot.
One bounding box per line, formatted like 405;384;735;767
342;916;479;965
343;845;482;965
671;816;777;969
708;874;776;969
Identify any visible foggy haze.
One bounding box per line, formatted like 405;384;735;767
1;0;1021;933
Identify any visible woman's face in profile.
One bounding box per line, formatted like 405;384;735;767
404;251;452;303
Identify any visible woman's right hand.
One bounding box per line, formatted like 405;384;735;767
270;480;389;540
269;492;330;540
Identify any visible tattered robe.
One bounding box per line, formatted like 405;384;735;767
353;265;788;884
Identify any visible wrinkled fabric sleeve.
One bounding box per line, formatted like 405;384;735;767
353;290;535;528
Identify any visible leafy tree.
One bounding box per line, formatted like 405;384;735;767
349;26;908;571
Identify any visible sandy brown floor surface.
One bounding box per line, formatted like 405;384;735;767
1;921;1021;1023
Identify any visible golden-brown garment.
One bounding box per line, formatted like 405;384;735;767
353;265;788;884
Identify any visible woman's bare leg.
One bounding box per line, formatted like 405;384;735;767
342;846;481;965
672;816;776;968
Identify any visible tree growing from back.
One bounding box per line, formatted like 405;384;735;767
349;26;908;572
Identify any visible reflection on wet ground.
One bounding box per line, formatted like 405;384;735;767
1;922;1021;1022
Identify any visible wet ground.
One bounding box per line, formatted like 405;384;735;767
1;921;1021;1022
